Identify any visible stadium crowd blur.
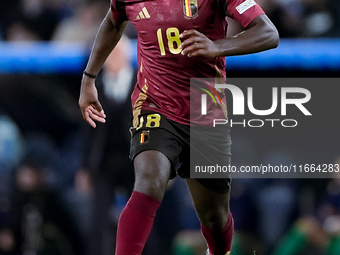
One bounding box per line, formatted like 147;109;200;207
0;0;340;255
1;0;340;41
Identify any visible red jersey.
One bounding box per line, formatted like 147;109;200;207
111;0;264;126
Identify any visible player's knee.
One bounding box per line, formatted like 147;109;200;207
198;206;229;230
134;168;168;201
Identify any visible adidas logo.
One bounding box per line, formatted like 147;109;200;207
136;7;151;19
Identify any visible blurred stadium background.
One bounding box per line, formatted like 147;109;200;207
0;0;340;255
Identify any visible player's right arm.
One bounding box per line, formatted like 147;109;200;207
79;9;128;128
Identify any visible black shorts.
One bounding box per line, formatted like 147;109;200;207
129;110;232;193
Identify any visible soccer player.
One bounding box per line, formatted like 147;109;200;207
78;0;279;254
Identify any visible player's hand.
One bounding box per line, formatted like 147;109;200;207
179;29;220;58
79;78;106;128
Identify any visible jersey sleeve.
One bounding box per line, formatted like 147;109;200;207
226;0;264;27
111;0;128;22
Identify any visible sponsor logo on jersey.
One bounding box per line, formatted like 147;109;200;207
136;7;151;19
236;0;256;14
183;0;198;18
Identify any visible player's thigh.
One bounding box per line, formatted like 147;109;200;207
130;111;183;200
133;150;172;201
134;150;171;185
130;111;183;179
186;178;230;227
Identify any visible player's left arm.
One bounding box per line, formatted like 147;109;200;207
179;14;279;58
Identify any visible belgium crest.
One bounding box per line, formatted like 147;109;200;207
183;0;198;18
